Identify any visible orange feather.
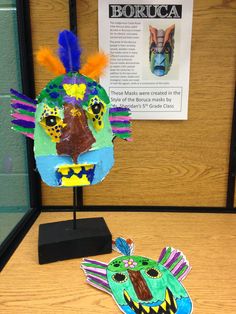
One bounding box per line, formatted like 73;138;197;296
80;52;109;80
36;47;65;76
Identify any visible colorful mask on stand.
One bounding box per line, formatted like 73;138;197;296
10;30;132;187
149;25;175;76
82;237;192;314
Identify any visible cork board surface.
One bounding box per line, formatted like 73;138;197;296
30;0;236;207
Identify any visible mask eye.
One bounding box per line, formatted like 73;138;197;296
164;44;170;54
112;273;127;283
40;105;65;143
45;115;58;127
91;103;102;114
87;96;106;131
146;268;161;279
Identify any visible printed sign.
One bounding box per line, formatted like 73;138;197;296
99;0;194;120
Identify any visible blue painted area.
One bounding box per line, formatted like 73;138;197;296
120;297;192;314
153;53;166;76
120;305;135;314
77;147;114;185
36;147;114;187
176;297;193;314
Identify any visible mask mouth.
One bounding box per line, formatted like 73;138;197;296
56;164;95;186
154;65;165;71
123;288;177;314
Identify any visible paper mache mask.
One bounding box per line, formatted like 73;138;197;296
82;237;193;314
149;25;175;76
10;30;131;187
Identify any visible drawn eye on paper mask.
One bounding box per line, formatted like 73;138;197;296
149;24;175;76
10;30;132;188
82;238;193;314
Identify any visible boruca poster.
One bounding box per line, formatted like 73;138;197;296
99;0;194;120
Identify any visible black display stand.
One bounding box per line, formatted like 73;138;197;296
38;188;112;264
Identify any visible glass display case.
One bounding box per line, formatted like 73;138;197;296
0;0;40;270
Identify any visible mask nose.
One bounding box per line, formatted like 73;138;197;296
56;103;95;163
128;270;153;301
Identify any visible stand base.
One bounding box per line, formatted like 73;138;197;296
38;217;112;264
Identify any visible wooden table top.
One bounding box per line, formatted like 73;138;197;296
0;211;235;313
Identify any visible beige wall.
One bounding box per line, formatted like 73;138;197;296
30;0;236;207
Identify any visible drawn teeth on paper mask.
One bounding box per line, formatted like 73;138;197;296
123;288;177;314
10;29;132;187
149;25;175;76
81;237;193;314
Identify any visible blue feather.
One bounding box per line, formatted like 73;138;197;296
115;238;131;256
58;30;82;72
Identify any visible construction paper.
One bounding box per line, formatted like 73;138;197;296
10;30;132;187
82;237;192;314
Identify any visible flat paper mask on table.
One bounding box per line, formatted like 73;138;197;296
82;237;193;314
10;30;132;187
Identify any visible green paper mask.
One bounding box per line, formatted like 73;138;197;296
82;237;192;314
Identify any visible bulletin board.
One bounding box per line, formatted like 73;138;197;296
29;0;236;210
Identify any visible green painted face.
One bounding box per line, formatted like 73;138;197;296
107;255;189;310
35;72;113;157
33;72;115;187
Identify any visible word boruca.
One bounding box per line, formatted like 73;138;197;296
109;4;182;19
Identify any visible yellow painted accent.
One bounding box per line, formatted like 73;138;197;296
74;164;94;174
61;174;90;186
142;305;150;313
165;289;171;304
133;301;139;309
152;306;159;313
70;108;82;117
63;83;86;100
58;164;94;174
58;168;70;175
39;104;63;142
161;301;167;310
86;96;106;131
123;291;130;301
174;298;177;308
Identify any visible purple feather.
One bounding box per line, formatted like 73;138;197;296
173;262;187;276
110;107;130;113
11;103;36;112
10;89;37;105
58;30;81;72
11;119;35;128
112;129;131;134
83;267;107;277
87;274;109;288
165;252;181;268
158;248;167;262
83;258;108;267
110;120;131;124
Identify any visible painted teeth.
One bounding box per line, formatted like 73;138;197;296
56;164;95;186
123;288;177;314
